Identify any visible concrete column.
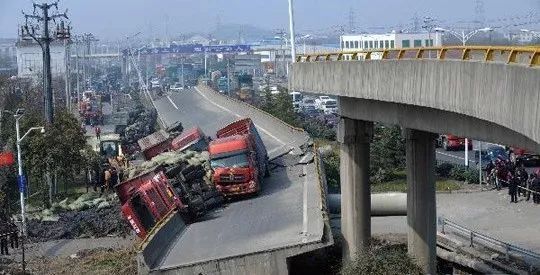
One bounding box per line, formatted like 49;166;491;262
337;117;373;262
405;129;438;274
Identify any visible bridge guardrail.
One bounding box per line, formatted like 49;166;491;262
438;216;540;271
297;46;540;67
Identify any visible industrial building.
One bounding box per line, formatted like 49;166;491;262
16;40;67;79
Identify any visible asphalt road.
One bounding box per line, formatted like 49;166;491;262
366;190;540;252
150;88;325;271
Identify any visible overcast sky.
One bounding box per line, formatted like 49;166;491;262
1;0;539;40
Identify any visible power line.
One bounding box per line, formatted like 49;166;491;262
21;1;70;125
348;8;356;33
474;0;485;27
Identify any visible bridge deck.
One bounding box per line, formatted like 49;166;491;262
147;87;327;272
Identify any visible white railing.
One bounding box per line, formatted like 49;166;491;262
438;217;540;272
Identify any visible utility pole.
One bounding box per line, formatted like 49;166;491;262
80;33;98;91
22;1;70;125
64;36;71;111
348;8;356;34
475;0;486;28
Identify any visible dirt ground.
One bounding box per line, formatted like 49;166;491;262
1;247;137;275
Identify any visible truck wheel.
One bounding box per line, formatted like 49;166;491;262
184;169;205;182
264;165;270;178
188;195;206;218
181;165;197;176
202;190;220;200
165;165;184;179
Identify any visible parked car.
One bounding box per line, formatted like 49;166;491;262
314;95;332;110
511;147;540;167
474;145;509;170
301;105;321;118
321;99;338;114
437;134;472;151
170;83;184;92
299;97;317;112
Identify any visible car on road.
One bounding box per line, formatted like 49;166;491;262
437;134;472;151
170;83;184;92
299;97;317;112
320;99;338;114
314;95;332;110
475;145;508;166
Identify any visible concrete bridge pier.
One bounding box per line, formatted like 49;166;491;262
337;117;373;262
405;129;438;274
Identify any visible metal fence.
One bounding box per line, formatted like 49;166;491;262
438;217;540;271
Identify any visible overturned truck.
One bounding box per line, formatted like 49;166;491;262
116;148;222;239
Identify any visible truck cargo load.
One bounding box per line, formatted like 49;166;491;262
209;118;269;196
138;130;172;160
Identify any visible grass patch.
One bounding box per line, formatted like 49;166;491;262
371;179;462;193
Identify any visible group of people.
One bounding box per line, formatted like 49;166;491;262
485;157;540;204
0;213;18;256
94;163;119;194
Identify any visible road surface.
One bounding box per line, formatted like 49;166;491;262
362;190;540;253
146;87;328;272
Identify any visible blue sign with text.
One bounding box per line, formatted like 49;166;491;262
126;44;251;56
17;174;26;193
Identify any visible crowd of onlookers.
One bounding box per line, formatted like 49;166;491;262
485;156;540;204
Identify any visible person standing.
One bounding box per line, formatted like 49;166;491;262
95;126;101;141
533;175;540;204
515;164;528;197
526;173;535;201
508;172;518;203
104;167;111;193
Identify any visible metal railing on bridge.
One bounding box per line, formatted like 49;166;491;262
438;216;540;272
296;46;540;67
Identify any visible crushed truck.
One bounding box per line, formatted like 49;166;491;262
138;130;173;161
209;118;269;196
137;122;184;160
116;168;186;238
117;138;222;239
171;127;209;153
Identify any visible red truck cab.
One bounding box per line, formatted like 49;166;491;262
439;134;472;151
116;170;185;239
209;118;268;196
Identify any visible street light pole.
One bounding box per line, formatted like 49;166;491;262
288;0;296;63
434;27;493;46
14;114;25;272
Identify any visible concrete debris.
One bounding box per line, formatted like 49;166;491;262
298;152;315;165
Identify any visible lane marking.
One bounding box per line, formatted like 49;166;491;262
194;87;286;145
167;95;179;110
436;151;475;165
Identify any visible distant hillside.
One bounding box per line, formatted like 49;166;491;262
210;23;274;42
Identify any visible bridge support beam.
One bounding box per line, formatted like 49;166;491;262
337;117;373;262
405;129;438;274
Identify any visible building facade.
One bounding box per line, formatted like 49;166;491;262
340;32;443;51
16;40;67;79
